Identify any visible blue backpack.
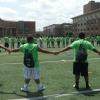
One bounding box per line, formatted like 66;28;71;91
24;49;34;68
76;44;87;62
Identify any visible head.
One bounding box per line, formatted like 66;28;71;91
27;35;33;43
78;32;85;39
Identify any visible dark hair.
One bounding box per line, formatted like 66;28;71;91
27;35;33;43
78;32;85;39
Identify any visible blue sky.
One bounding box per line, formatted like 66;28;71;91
0;0;100;31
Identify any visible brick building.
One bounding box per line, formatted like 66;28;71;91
72;1;100;36
84;1;100;14
43;23;72;36
0;18;35;36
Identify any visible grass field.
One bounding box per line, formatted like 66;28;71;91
0;46;100;100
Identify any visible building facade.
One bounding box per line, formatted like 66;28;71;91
0;19;35;36
43;23;72;36
84;1;100;14
72;1;100;36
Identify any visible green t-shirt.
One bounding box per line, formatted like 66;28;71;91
0;38;2;44
61;37;65;43
50;38;55;42
65;37;69;43
4;37;9;43
56;37;60;42
20;43;39;67
96;36;100;42
21;38;26;44
70;39;95;62
47;38;50;43
11;37;15;43
17;38;20;43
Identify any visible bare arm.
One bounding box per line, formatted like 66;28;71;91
10;48;20;52
38;47;54;54
92;48;100;55
54;46;72;55
0;45;10;53
58;46;72;53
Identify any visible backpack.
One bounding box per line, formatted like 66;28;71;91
24;49;34;68
76;43;87;62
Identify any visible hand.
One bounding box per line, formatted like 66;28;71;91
7;49;11;54
99;52;100;56
53;51;60;55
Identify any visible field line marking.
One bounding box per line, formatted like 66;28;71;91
11;88;100;100
55;88;100;97
0;57;100;65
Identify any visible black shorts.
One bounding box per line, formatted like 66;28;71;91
5;43;9;48
73;62;88;76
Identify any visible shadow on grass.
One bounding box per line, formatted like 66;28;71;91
0;84;2;87
0;90;48;100
76;88;100;96
15;91;49;100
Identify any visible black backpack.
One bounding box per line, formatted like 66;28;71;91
76;44;87;62
24;49;34;68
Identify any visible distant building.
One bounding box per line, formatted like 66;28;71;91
43;23;72;36
36;31;43;37
72;1;100;36
84;1;100;14
0;18;36;36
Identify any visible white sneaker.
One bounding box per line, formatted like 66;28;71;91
20;86;29;92
37;85;45;92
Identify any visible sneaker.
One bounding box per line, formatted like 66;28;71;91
73;84;79;90
20;86;29;92
37;85;45;92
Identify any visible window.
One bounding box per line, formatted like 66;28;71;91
81;23;83;26
95;27;98;30
84;23;86;25
87;28;89;31
91;28;93;30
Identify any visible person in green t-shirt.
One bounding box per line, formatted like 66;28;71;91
61;37;66;48
0;44;10;53
90;36;95;46
0;38;2;52
10;37;15;49
4;36;9;48
65;37;69;46
56;37;61;48
50;36;55;48
46;37;50;48
38;36;43;48
16;37;21;48
21;37;26;45
96;35;100;46
54;32;100;90
10;35;55;92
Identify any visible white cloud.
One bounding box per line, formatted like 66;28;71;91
0;7;17;14
0;0;100;31
21;0;84;30
0;7;20;21
0;0;17;2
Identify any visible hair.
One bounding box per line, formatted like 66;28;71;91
78;32;85;39
27;35;33;43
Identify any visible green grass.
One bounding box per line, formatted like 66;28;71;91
0;47;100;100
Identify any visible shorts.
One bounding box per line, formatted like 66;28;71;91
24;67;40;79
73;62;88;76
5;43;9;48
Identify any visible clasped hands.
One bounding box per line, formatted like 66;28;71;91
51;51;60;55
